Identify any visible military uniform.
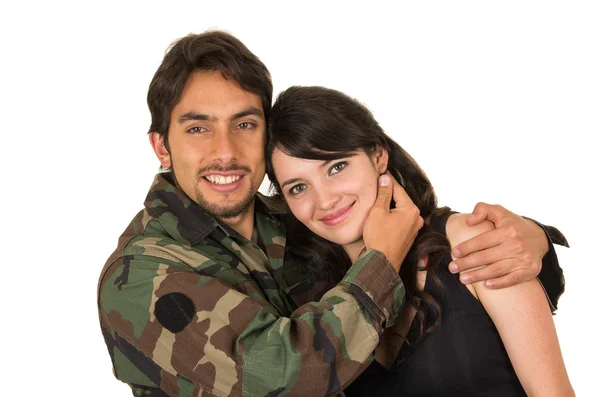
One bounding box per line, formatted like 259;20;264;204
98;173;406;396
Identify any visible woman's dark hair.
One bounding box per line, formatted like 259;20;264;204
265;86;451;337
147;30;272;149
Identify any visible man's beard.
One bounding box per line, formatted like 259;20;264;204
193;180;256;219
189;163;256;219
170;162;258;219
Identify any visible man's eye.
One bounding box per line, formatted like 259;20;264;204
289;184;307;195
187;126;206;134
329;161;347;175
237;122;254;130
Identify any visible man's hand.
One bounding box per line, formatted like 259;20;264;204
449;202;549;289
363;173;424;271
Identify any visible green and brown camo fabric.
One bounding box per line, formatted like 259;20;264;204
98;173;406;397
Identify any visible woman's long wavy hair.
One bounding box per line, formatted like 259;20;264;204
265;86;451;337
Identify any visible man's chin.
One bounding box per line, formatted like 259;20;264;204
193;182;257;219
212;206;251;219
199;198;255;220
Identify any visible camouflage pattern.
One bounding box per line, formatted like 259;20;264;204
98;172;406;397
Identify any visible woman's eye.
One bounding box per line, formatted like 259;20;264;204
289;184;307;195
329;161;347;175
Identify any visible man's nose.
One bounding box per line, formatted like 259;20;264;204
211;130;237;163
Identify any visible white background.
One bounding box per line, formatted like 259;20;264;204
1;1;598;395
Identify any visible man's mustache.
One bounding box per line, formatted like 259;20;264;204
197;164;252;176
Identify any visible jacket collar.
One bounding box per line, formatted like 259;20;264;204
144;172;217;245
144;172;282;245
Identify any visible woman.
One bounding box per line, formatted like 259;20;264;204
265;86;573;396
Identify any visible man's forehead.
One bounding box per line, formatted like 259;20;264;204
173;71;264;120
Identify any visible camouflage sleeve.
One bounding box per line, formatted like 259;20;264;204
99;249;404;397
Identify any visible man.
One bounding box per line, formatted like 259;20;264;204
98;30;567;397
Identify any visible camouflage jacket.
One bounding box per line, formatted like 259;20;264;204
98;173;406;397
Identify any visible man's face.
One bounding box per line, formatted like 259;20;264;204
151;71;266;219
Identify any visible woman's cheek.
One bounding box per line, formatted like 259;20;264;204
366;181;378;207
289;199;311;224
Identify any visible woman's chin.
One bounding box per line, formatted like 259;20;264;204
329;233;364;247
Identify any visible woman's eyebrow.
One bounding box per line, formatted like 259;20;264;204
280;158;345;189
280;177;302;189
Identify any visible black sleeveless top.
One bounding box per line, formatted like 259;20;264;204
344;211;526;397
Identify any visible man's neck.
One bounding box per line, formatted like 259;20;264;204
219;201;256;240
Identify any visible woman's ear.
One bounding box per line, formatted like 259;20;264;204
372;144;389;173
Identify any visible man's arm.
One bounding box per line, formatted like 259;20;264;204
99;250;404;397
525;217;568;311
99;175;422;397
448;203;567;310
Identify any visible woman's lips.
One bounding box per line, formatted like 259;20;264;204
320;202;355;226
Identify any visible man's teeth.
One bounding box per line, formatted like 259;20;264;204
205;175;242;185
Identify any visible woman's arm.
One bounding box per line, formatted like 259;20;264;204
447;214;574;397
449;203;566;309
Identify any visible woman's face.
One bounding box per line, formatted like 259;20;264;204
271;147;387;247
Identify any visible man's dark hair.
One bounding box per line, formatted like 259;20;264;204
147;30;272;149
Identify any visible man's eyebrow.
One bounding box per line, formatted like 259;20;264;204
280;160;335;189
178;107;264;125
230;107;264;121
178;112;210;124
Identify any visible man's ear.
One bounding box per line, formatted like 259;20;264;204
149;132;171;168
373;144;389;173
